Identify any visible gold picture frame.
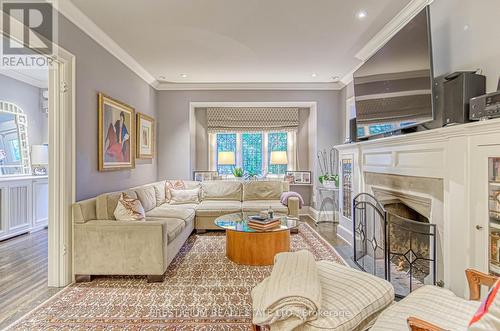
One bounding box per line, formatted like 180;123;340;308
136;113;155;159
98;93;135;171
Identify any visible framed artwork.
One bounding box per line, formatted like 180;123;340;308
193;171;219;182
286;171;312;184
98;93;135;171
136;113;155;159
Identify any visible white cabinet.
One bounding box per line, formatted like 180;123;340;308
0;176;48;241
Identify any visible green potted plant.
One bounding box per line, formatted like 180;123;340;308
232;167;244;178
319;173;339;188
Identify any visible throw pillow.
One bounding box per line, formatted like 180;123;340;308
468;280;500;330
113;193;145;221
170;188;200;205
165;180;185;203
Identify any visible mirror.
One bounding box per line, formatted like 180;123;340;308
0;101;30;175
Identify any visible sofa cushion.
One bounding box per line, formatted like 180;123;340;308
96;190;138;220
196;200;242;217
170;188;200;205
202;181;242;201
146;204;196;221
370;285;480;331
152;181;166;206
242;200;288;214
134;185;157;212
243;181;284;201
73;198;97;224
298;261;394;331
146;217;186;243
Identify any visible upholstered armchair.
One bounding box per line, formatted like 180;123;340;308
406;269;498;331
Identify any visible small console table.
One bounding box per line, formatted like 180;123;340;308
316;186;340;225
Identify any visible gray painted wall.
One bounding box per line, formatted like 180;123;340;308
157;90;341;181
57;15;158;201
0;74;47;146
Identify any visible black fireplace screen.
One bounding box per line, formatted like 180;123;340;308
353;193;437;298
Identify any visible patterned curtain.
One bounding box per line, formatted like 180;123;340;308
207;107;299;133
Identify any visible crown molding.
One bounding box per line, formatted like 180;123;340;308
55;0;156;86
155;82;344;91
340;0;434;87
0;69;48;88
355;0;434;62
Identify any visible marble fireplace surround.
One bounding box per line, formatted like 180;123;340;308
366;173;444;285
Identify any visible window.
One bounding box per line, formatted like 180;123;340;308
216;133;236;174
242;133;262;175
268;132;287;175
212;132;294;176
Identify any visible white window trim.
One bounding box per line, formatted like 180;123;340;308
208;131;297;175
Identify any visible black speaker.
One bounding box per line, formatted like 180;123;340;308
443;71;486;125
349;118;357;143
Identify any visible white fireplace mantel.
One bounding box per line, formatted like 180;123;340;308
335;118;500;298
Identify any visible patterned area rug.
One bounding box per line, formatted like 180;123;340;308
9;223;345;330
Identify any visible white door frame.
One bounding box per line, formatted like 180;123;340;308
1;24;76;287
47;45;76;287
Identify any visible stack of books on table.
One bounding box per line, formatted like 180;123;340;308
248;218;281;231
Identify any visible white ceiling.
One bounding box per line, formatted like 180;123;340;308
69;0;412;84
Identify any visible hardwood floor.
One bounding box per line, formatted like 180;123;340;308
303;216;358;269
0;229;60;329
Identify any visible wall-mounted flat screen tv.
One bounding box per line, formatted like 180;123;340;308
353;6;434;139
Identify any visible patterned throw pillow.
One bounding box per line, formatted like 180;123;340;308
468;280;500;330
165;180;185;203
113;193;145;221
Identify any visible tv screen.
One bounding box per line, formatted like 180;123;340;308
354;6;434;139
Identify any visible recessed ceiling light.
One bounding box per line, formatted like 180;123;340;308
158;75;166;80
357;10;367;19
180;73;188;78
311;73;317;78
331;76;340;82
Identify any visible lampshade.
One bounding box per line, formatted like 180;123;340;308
31;145;48;165
218;151;235;165
270;151;288;165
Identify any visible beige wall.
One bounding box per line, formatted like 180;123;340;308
193;107;311;171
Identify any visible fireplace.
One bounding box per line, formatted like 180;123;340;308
353;173;442;297
384;201;436;296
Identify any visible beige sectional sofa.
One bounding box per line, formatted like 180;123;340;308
72;180;299;281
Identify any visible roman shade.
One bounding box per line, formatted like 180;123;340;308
207;107;299;132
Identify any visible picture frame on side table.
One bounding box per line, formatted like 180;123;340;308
98;93;135;171
193;171;219;181
136;113;155;159
286;171;312;184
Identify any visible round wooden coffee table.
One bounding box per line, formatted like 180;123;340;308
214;212;299;266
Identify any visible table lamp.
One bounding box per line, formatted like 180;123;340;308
218;151;235;178
31;144;48;175
270;151;288;175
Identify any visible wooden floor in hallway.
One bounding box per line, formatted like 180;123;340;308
0;229;60;329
